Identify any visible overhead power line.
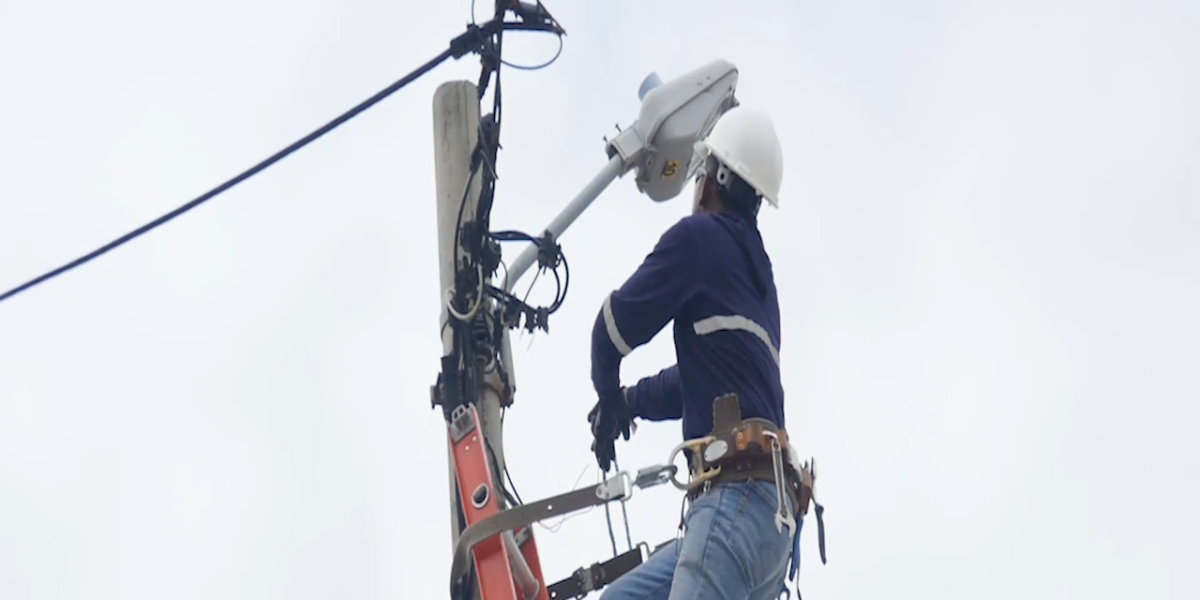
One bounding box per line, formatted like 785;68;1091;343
0;18;562;306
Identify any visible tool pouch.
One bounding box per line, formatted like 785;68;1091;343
706;393;786;456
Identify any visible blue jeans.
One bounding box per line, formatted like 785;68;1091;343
600;479;799;600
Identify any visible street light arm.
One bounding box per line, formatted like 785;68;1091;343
500;154;625;292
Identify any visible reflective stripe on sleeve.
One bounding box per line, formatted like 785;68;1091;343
603;292;633;356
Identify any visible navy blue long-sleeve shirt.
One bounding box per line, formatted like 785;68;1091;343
590;211;784;441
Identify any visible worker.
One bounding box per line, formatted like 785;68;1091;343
587;104;803;600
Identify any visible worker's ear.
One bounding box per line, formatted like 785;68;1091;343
697;177;720;213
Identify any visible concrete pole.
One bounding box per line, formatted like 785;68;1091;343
431;81;508;549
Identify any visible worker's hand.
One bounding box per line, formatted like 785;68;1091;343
590;432;616;473
589;388;631;441
587;401;616;472
588;387;631;472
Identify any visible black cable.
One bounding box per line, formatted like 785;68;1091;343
602;458;633;554
482;229;570;328
488;230;540;243
488;231;571;311
479;428;526;508
458;561;476;600
502;459;524;505
477;0;564;73
472;1;507;228
0;47;453;305
550;250;569;312
494;33;564;71
547;268;563;311
483;436;521;506
604;492;619;557
452;159;483;272
450;2;507;324
0;18;561;306
615;458;633;552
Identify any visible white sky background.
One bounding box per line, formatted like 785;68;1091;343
1;0;1198;598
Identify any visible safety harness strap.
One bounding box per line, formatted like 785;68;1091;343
448;475;630;596
547;546;645;600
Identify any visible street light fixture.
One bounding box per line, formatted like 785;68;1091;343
501;59;739;291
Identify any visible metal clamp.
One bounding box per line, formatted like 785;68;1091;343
667;436;722;491
596;471;632;502
633;464;677;490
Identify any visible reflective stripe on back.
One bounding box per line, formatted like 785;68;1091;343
692;314;780;366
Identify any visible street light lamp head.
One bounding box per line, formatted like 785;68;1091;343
605;59;740;202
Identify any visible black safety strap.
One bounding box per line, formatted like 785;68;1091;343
547;546;644;599
815;501;827;564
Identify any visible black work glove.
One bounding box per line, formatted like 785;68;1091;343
588;387;631;472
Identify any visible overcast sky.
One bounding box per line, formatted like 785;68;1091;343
2;1;1198;599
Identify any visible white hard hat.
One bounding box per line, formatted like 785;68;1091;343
693;105;784;208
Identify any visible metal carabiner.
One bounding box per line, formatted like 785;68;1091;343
667;436;722;491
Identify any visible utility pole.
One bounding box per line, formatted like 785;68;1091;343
431;80;509;549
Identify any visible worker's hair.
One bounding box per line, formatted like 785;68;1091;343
705;155;762;223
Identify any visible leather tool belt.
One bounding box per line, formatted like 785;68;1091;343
680;394;816;525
